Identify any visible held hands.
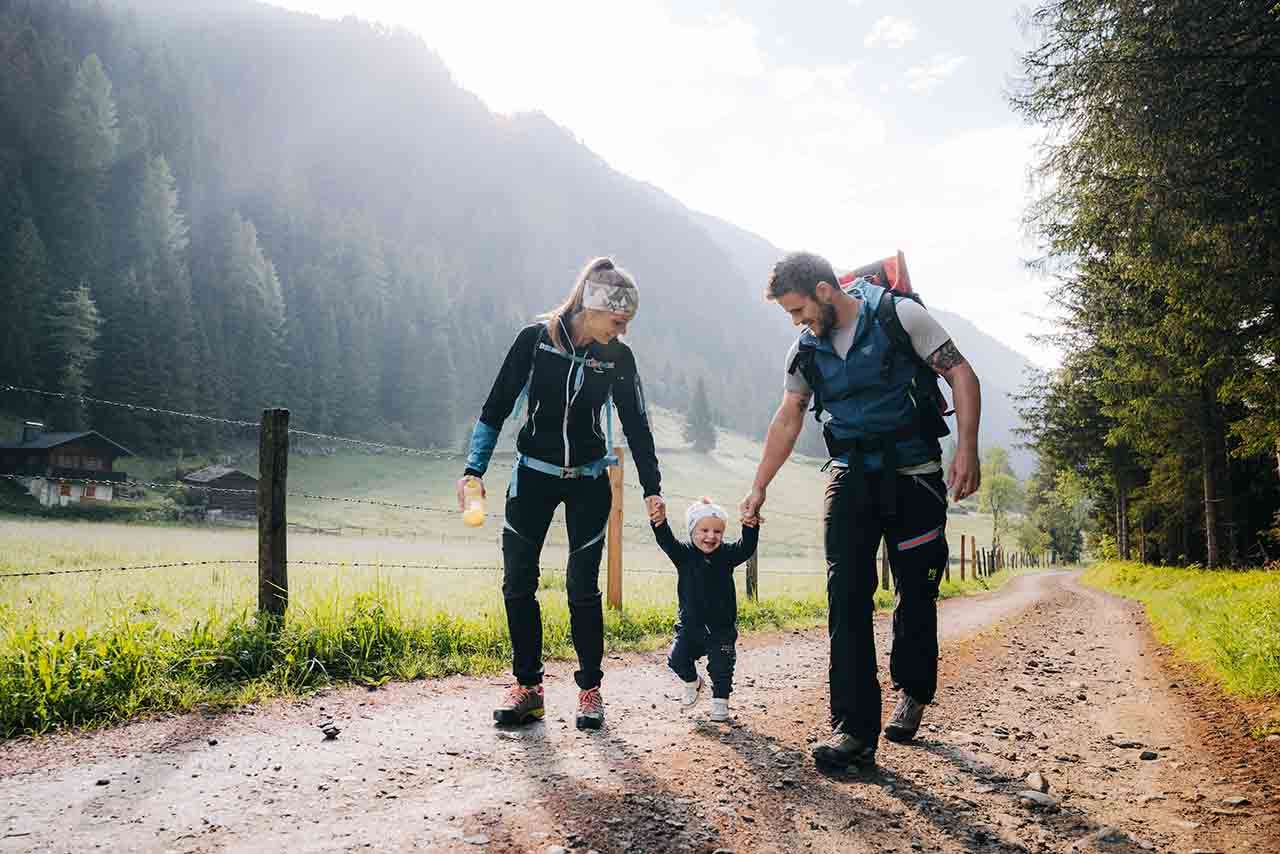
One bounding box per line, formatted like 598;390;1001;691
646;494;667;525
456;475;485;510
739;486;766;527
947;447;981;501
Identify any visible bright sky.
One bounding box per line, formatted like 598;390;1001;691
273;0;1058;366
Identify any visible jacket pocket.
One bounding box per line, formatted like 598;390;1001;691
912;474;948;508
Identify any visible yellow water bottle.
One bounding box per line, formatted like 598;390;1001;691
462;476;486;527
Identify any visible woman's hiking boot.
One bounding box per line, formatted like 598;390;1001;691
576;687;604;730
884;693;926;743
493;684;544;726
709;698;730;722
811;731;877;770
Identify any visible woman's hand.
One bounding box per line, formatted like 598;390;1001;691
645;495;666;524
456;476;485;510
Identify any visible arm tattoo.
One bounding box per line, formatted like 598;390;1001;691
927;340;967;375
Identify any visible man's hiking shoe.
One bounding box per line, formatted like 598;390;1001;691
680;677;704;711
576;687;604;730
812;732;876;770
709;698;730;722
884;694;926;743
493;684;544;726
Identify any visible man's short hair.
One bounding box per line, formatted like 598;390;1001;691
766;252;839;302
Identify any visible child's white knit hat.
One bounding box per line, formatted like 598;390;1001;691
686;497;728;537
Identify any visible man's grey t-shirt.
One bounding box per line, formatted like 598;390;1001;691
784;297;952;475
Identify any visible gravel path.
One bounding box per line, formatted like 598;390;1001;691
1;571;1276;853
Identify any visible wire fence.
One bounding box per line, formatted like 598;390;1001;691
0;381;850;590
1;558;827;580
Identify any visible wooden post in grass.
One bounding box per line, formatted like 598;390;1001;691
258;408;289;618
960;534;966;580
972;537;978;578
880;540;892;591
746;551;759;601
606;446;625;610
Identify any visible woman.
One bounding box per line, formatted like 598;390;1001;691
458;257;665;730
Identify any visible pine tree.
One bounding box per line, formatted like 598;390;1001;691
42;54;119;288
0;218;51;387
684;377;717;453
45;282;101;430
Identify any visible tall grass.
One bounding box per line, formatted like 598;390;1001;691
0;579;829;736
0;517;1021;737
1082;561;1280;711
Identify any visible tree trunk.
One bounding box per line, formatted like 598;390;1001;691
1115;477;1130;560
1201;388;1221;568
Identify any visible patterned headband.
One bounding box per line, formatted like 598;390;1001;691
583;279;639;319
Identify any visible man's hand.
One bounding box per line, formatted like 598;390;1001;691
740;486;766;525
645;495;666;524
947;448;980;501
456;476;485;510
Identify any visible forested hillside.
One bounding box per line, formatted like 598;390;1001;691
0;0;1034;464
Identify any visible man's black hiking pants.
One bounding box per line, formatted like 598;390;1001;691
824;466;949;746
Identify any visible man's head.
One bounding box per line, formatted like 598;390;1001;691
765;251;842;337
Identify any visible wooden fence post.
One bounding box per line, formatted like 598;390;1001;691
606;446;625;610
959;534;966;581
258;408;289;618
746;552;759;601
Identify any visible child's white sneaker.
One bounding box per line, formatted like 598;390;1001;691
709;698;730;722
680;676;703;711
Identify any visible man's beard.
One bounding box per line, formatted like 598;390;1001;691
811;302;838;337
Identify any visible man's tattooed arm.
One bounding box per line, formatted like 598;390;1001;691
927;340;967;375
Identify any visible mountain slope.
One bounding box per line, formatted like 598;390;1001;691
683;205;1036;473
0;0;1034;475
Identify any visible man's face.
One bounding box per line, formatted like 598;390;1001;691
777;285;837;337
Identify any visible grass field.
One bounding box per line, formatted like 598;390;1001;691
1082;561;1280;731
0;408;1017;736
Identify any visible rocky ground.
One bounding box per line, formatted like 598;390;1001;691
1;571;1277;853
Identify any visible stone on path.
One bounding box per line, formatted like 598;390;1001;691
1017;790;1059;811
1026;771;1049;793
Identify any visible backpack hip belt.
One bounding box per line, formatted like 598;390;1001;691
824;423;921;519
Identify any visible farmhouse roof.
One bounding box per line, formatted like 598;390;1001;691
181;465;256;484
0;430;135;456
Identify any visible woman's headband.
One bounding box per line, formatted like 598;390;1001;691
583;279;639;319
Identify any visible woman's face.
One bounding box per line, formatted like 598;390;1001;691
585;309;630;344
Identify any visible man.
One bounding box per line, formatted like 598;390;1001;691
741;251;981;770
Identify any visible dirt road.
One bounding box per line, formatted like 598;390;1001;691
2;571;1277;853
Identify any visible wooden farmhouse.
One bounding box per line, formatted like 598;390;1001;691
0;421;134;507
179;465;257;515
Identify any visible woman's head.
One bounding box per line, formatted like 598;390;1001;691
543;257;639;349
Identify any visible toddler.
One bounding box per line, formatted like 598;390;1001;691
651;497;759;721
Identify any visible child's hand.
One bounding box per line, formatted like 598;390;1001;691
741;511;761;528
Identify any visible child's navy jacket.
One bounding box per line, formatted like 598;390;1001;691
651;520;759;630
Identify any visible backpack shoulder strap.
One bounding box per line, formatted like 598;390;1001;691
788;337;825;422
874;292;922;364
511;324;545;420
